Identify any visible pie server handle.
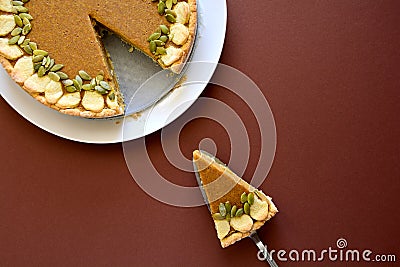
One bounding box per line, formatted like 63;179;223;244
249;231;279;267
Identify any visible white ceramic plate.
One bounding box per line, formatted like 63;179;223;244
0;0;227;144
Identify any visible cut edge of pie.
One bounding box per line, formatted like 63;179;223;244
193;149;278;248
0;0;197;118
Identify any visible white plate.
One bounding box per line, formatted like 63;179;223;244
0;0;227;144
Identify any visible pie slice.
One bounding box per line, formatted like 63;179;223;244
193;150;278;248
0;0;196;118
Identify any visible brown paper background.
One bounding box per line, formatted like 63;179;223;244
1;0;399;266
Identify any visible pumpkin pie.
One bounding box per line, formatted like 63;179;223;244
193;150;278;248
0;0;197;118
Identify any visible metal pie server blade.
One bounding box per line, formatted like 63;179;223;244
192;150;278;267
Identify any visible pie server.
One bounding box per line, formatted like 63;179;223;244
192;151;279;267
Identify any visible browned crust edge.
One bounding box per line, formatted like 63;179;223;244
0;54;12;73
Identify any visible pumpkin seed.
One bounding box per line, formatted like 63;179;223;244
22;38;29;46
37;66;46;77
108;92;116;101
99;81;110;90
29;42;37;51
82;84;92;91
78;70;91;80
8;35;20;45
165;13;176;23
212;213;225;220
45;58;52;69
244;203;250;215
22;23;31;35
157;1;165;15
148;32;161;41
12;1;23;6
65;86;77;93
15;6;28;13
44;56;51;68
46;58;55;71
23;44;32;55
230;205;237;217
62;79;74;86
33;62;41;71
225;213;231;221
32;55;44;63
225;202;232;214
56;71;68;80
19;13;33;20
94;85;101;92
95;85;107;95
22;17;30;25
22;0;30;3
159;35;168;43
247;192;254;205
235;208;244;217
50;64;64;72
95;74;103;84
17;35;25;45
219;203;227;217
90;78;96;88
149;41;156;53
76;75;83;85
160;24;169;34
11;27;22;36
33;49;48;56
166;0;172;9
154;40;165;47
48;72;60;82
156;47;166;55
73;79;81;90
240;192;248;203
165;9;177;17
173;0;177;4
